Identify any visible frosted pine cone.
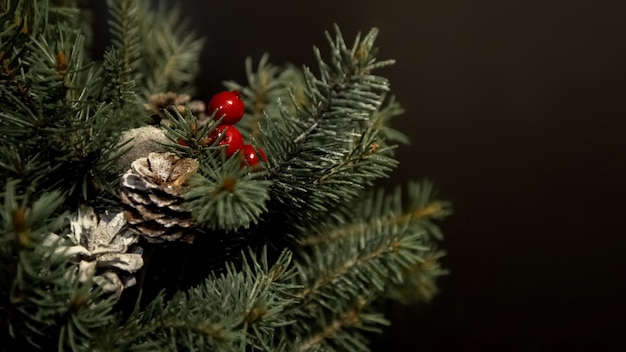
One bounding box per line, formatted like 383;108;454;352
44;206;143;298
120;152;199;243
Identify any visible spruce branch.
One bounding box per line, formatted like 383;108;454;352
296;297;388;352
280;181;450;350
160;106;273;232
0;0;44;109
184;152;272;232
135;0;204;100
0;181;117;351
161;106;218;160
105;0;204;101
224;54;309;140
102;0;145;122
106;0;141;76
0;2;133;208
101;47;141;113
242;26;401;226
1;2;451;348
295;224;427;303
372;96;409;145
284;226;425;352
297;180;451;247
383;248;448;305
106;248;299;351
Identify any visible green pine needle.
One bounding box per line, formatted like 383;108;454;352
0;0;451;349
184;154;272;232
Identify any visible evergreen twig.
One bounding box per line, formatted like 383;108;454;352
0;2;450;351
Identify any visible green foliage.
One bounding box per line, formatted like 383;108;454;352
185;154;272;232
224;54;310;139
106;0;142;78
161;106;218;160
97;248;299;352
101;47;140;113
280;180;449;351
0;1;451;351
0;1;137;209
160;106;272;232
257;26;401;225
119;0;205;100
0;0;203;210
140;1;204;98
0;181;116;351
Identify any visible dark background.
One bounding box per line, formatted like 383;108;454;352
126;1;626;350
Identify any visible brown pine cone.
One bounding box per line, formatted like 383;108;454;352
120;152;199;243
146;92;207;125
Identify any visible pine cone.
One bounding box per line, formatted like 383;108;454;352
44;206;143;298
120;152;199;243
146;92;207;125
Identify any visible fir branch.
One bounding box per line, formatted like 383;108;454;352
106;0;205;99
0;181;117;351
0;1;41;108
296;226;425;301
383;248;448;305
135;0;204;100
224;54;309;140
0;3;132;207
372;96;409;145
102;0;146;125
282;183;450;351
296;297;387;352
286;225;426;352
101;46;140;112
298;180;451;246
391;180;452;241
108;249;299;351
285;180;450;344
161;105;273;232
184;153;272;232
161;106;218;160
253;26;400;225
106;0;141;76
26;26;86;104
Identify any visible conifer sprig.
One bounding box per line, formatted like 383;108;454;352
108;248;299;351
248;26;401;226
161;106;218;160
0;0;451;349
106;0;141;77
184;153;272;232
135;0;204;99
0;2;132;207
101;47;139;112
297;180;451;246
0;181;116;351
224;54;309;139
295;297;388;352
281;180;450;350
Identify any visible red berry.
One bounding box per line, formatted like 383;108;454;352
203;125;244;158
241;144;267;169
207;90;245;125
177;138;187;146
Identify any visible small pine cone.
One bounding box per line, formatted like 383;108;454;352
146;92;206;125
120;152;199;243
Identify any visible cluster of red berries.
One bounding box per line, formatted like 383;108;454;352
182;90;267;169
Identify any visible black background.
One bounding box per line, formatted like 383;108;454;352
106;1;626;350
